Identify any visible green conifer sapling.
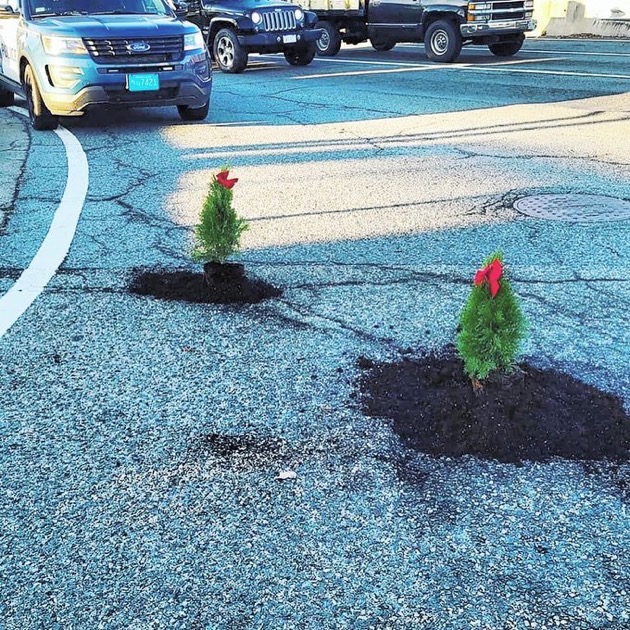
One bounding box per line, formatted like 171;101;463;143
456;251;527;383
191;169;248;265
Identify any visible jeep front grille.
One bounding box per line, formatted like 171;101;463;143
83;36;184;63
262;10;297;32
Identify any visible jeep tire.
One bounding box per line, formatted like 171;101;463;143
370;39;395;52
315;20;341;57
23;64;58;130
213;28;248;73
424;19;462;63
284;44;316;66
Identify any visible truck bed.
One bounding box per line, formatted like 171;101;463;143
298;0;364;14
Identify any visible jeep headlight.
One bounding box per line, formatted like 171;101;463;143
41;35;87;56
251;11;262;24
184;30;205;51
294;8;304;20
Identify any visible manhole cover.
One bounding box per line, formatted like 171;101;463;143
513;194;630;222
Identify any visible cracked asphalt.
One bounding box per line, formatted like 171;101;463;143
1;38;629;628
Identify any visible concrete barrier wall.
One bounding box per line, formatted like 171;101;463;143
533;0;630;36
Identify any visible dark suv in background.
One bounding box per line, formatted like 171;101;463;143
185;0;321;73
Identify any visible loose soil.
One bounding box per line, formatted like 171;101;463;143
358;349;630;464
129;269;282;304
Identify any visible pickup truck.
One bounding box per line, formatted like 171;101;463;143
0;0;212;130
300;0;536;61
184;0;322;73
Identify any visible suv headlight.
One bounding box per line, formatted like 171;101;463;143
251;11;262;24
294;8;304;20
41;35;87;56
184;30;205;51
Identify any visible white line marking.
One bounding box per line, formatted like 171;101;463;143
468;66;630;80
294;56;565;80
295;64;445;79
522;48;630;57
0;108;89;339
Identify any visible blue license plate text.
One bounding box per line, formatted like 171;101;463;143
127;73;160;92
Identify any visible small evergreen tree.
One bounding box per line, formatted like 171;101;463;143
456;251;527;382
191;169;248;265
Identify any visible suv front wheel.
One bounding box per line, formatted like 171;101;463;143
0;85;15;107
177;99;210;121
213;28;248;73
23;64;58;130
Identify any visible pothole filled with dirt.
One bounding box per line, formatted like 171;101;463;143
129;269;282;305
358;349;630;464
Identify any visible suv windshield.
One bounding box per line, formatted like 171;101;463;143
28;0;172;17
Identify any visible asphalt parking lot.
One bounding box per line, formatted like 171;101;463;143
1;37;629;628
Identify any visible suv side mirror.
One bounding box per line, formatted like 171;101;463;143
172;1;188;18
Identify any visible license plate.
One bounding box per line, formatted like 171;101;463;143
127;73;160;92
283;34;297;44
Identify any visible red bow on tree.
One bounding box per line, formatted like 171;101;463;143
216;170;238;189
474;259;503;298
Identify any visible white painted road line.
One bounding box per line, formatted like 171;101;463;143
0;108;88;339
294;56;566;80
518;48;630;58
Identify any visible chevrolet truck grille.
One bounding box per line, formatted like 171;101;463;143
83;36;184;63
262;10;297;32
468;1;529;21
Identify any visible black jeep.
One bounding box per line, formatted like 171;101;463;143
185;0;322;73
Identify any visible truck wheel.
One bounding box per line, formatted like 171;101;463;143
0;86;15;107
315;20;341;56
213;28;248;73
23;64;58;130
284;45;316;66
424;19;462;63
371;40;395;52
488;34;525;57
177;99;210;121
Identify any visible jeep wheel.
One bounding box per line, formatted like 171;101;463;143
0;86;15;107
213;28;248;74
23;64;58;130
315;20;341;57
371;40;395;52
284;45;316;66
424;19;462;63
177;99;210;121
489;34;525;57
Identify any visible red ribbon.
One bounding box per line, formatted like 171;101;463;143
216;170;238;189
474;259;503;298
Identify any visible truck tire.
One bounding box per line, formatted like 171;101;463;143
213;28;248;73
284;45;316;66
177;99;210;121
424;19;462;63
315;20;341;56
0;86;15;107
371;40;395;52
23;64;58;130
488;34;525;57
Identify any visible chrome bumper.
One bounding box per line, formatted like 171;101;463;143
461;18;536;36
